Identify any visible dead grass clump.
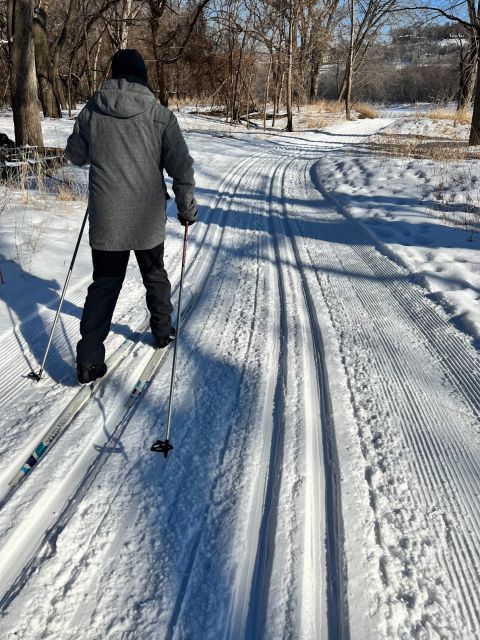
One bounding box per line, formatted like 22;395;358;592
415;108;472;126
56;185;77;201
454;109;471;126
313;99;344;115
366;133;480;162
426;165;480;239
305;113;329;129
424;108;456;121
355;103;378;119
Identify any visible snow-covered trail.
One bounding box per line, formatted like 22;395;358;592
0;131;337;639
0;118;479;639
286;157;480;638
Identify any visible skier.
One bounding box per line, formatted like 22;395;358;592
66;49;197;384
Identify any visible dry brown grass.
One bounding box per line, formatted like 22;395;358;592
172;97;200;109
56;185;77;201
305;113;329;129
366;133;480;162
415;108;472;126
454;109;471;126
312;99;344;115
302;101;340;129
355;103;378;119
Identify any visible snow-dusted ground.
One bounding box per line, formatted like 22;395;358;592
0;108;479;639
317;115;480;345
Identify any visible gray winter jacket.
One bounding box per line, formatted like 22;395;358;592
65;79;196;251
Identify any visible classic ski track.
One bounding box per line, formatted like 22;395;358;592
160;154;277;640
0;151;270;619
241;155;346;640
280;157;348;640
296;164;480;635
213;157;281;640
242;156;296;639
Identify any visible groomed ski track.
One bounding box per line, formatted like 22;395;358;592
0;120;479;639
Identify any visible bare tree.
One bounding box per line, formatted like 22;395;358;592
32;1;61;117
297;0;339;101
400;0;480;143
457;28;478;113
285;0;295;130
337;0;397;103
7;0;44;146
345;0;354;118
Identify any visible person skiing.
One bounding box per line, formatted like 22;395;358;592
65;49;197;384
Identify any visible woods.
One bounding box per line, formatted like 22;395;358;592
0;0;479;141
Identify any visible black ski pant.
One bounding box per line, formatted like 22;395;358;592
77;243;173;366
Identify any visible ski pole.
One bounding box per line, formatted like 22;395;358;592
28;208;89;382
151;224;189;459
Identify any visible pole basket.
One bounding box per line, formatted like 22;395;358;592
151;438;174;459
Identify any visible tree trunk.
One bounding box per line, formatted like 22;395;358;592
345;0;355;120
157;62;168;106
119;0;133;48
458;34;478;112
309;58;321;102
32;3;61;118
84;22;94;97
52;0;75;110
263;54;272;130
151;19;168;106
9;0;44;146
231;28;249;123
93;31;104;92
286;0;294;132
469;55;480;144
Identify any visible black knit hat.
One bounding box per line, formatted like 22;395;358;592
111;49;149;86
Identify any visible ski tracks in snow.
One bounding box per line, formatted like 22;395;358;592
290;160;480;638
0;145;336;639
1;121;480;640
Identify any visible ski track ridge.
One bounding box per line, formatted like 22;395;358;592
243;157;291;640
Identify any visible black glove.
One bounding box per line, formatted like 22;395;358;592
178;210;198;226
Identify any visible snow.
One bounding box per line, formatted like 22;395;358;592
316;115;480;345
0;106;479;639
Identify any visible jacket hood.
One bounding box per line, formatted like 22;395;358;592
93;79;156;118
